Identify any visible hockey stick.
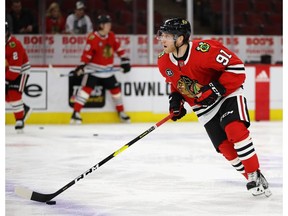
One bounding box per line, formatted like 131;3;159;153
15;113;173;203
59;68;122;77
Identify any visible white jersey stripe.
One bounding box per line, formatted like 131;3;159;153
237;95;247;121
225;69;245;74
19;74;28;92
225;64;245;74
9;66;21;73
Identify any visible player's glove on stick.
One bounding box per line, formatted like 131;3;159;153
74;64;86;76
120;57;131;73
169;92;187;121
194;81;226;106
5;80;9;95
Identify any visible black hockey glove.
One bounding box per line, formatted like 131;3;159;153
74;64;86;76
120;57;131;73
5;80;9;95
194;81;226;107
6;75;24;91
169;92;187;121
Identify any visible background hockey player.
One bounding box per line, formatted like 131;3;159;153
156;18;271;197
71;14;131;124
5;21;32;131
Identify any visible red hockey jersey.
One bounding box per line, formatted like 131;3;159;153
5;36;30;81
80;31;126;72
157;39;246;107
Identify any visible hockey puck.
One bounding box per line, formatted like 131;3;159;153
46;200;56;205
39;127;44;130
93;134;98;136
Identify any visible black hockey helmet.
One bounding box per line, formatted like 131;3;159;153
96;14;112;25
5;21;10;42
159;18;191;42
6;21;10;33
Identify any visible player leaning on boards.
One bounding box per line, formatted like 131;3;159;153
71;14;131;124
5;21;32;131
156;18;271;197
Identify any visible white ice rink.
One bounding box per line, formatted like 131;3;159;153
5;121;283;216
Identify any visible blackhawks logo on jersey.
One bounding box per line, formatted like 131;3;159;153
103;44;113;58
196;42;210;53
177;75;203;98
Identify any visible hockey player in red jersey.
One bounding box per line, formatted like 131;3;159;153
5;21;32;131
156;18;271;197
71;14;131;124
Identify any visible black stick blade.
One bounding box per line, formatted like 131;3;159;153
15;186;55;202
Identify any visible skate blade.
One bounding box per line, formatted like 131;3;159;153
16;129;24;134
120;117;131;123
70;119;82;125
250;185;265;196
264;188;272;197
250;185;272;197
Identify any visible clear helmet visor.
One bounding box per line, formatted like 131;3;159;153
156;30;178;41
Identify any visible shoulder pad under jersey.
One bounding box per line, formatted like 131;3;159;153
158;51;165;58
88;34;95;40
8;41;16;48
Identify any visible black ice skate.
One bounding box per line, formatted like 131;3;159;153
246;170;272;197
15;104;31;132
70;111;82;124
118;111;130;123
23;104;32;122
15;120;24;132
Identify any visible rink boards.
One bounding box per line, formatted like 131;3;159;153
5;65;283;124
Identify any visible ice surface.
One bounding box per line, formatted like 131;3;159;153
6;121;283;216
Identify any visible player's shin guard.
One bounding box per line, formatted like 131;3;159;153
71;87;92;124
74;87;92;112
7;90;24;120
234;136;259;174
230;158;247;179
225;121;259;174
110;88;130;123
10;100;24;121
110;88;124;111
9;100;25;131
219;140;247;178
